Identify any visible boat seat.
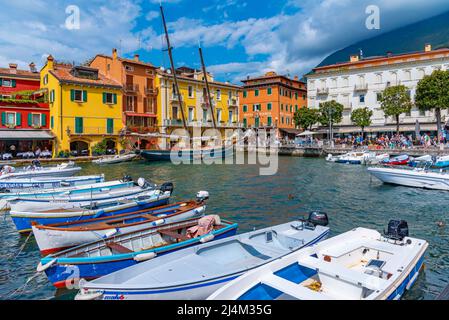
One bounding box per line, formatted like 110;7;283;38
106;242;134;254
262;274;333;300
298;256;388;291
159;230;190;241
141;214;160;222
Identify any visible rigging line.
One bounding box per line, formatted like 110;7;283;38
9;231;33;260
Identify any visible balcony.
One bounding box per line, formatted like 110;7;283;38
124;84;139;93
170;94;183;102
316;87;329;95
228;98;238;107
145;87;159;96
126;126;159;134
66;126;119;136
354;83;368;92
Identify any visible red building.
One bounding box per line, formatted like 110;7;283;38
0;63;53;157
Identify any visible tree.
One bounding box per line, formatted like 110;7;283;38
319;100;343;144
293;107;319;130
415;70;449;142
379;85;413;135
351;107;373;137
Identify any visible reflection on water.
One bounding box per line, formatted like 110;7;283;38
0;157;448;300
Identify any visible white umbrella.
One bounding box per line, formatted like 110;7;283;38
297;130;319;137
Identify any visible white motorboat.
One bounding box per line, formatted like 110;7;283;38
368;166;449;190
208;220;427;300
0;161;81;180
326;152;387;165
93;153;138;165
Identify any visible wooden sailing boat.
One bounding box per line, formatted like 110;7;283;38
140;5;235;162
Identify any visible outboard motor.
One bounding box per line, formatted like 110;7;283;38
0;187;10;193
32;159;41;167
122;175;133;183
160;182;174;195
384;220;409;241
196;191;210;203
307;211;329;227
137;178;150;189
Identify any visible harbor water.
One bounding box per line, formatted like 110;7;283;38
0;156;448;300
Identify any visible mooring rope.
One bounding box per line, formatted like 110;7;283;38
2;272;41;300
9;231;32;260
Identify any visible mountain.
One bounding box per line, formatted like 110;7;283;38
318;11;449;67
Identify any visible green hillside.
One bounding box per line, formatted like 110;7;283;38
319;11;449;67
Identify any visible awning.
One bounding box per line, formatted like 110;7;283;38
279;128;303;135
125;112;157;118
0;130;55;141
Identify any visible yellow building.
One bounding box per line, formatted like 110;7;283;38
156;67;242;148
41;55;124;156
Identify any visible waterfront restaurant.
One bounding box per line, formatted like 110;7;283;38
0;63;54;157
306;44;449;138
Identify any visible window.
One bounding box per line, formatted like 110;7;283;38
71;89;87;103
146;69;154;75
243;118;247;128
376;92;382;102
107;119;114;134
267;103;272;111
255;117;260;128
281;117;284;124
50;116;54;129
419;109;426;116
290;105;292;112
243;91;247;98
359;94;365;104
217;109;222;122
255;89;259;97
188;86;194;98
50;90;55;103
203;109;208;122
286;117;290;125
403;70;412;81
267;87;272;95
1;79;15;87
342;77;349;87
295;92;298;100
1;112;19;126
125;65;134;72
172;106;178;119
43;74;48;85
267;117;272;126
281;104;283;111
228;110;234;123
31;113;42;127
75;117;83;134
188;107;194;122
295;105;298;112
331;78;337;88
243;105;248;112
103;92;117;104
216;89;221;101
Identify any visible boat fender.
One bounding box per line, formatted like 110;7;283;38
36;259;57;273
194;206;206;216
133;252;157;262
93;210;105;219
104;229;118;238
200;234;215;243
152;219;165;227
60;182;71;187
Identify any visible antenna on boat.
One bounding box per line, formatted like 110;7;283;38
198;43;217;130
159;4;190;138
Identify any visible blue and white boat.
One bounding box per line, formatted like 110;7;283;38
433;155;449;168
0;161;81;179
39;215;238;289
0;175;104;194
140;144;234;162
75;213;330;300
9;183;173;233
408;155;433;167
208;220;428;301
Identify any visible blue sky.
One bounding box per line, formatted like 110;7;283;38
1;0;449;84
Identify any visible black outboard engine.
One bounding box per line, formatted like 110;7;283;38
384;220;409;241
122;175;133;183
308;211;329;227
32;159;41;167
0;187;10;193
160;182;174;195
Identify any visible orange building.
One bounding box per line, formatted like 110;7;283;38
239;72;307;136
90;49;158;133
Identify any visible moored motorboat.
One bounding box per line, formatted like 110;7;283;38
382;155;410;166
368;166;449;190
93;153;138;165
208;220;427;300
39;215;238;289
75;212;330;300
408;155;433;167
140;144;234;162
0;175;104;195
327;152;388;165
433;155;449;168
0;161;81;179
32;196;208;255
10;183;174;233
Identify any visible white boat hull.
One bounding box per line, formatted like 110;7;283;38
93;154;137;165
368;167;449;190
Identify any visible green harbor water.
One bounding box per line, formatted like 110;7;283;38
0;156;448;300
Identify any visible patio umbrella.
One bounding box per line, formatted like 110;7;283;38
415;120;421;141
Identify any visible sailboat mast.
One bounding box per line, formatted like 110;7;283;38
160;5;189;136
198;46;217;130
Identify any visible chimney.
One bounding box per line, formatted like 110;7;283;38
134;54;140;61
9;63;18;74
47;55;54;70
350;54;359;63
294;76;299;81
425;44;432;52
29;62;37;73
112;48;118;60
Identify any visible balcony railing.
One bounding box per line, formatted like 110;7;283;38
125;106;136;112
145;87;158;96
67;126;119;135
228;98;238;107
354;83;368;92
316;88;329;95
124;84;139;93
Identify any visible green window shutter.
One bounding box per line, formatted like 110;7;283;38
11;79;16;88
243;91;247;98
27;113;32;126
268;103;272;111
1;112;5;125
268;117;272;126
102;93;106;104
243;118;247;128
70;89;75;101
113;93;117;104
75;117;83;134
41;114;47;126
50;116;54;129
267;88;272;95
0;78;3;87
107;118;114;134
16;113;21;126
82;91;87;102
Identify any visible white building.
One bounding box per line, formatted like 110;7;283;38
306;44;449;135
